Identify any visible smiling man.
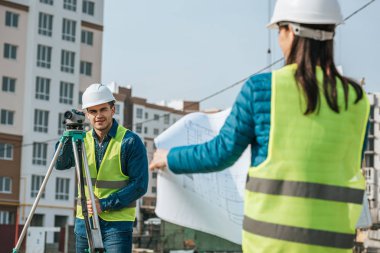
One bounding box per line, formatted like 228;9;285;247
56;83;148;253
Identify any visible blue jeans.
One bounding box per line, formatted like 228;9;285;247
76;231;132;253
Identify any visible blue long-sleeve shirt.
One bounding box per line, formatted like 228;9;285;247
168;73;272;173
56;119;148;236
167;72;368;173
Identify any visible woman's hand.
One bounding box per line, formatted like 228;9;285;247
149;149;169;171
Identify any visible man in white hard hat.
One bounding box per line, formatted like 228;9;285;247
56;83;148;253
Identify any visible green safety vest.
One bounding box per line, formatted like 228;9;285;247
243;64;369;253
76;125;136;221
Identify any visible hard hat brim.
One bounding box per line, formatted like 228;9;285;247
82;99;115;109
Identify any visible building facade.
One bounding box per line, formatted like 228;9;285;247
362;92;380;250
0;0;104;245
0;0;27;228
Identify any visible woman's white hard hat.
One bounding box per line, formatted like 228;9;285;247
267;0;344;29
82;83;115;109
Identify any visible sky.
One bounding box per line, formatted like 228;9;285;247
101;0;380;110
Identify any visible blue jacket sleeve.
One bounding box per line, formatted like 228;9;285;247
100;132;148;211
167;78;256;174
55;138;75;170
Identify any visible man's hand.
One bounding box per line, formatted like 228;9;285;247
87;197;102;215
149;149;169;171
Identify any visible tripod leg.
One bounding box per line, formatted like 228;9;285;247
82;143;101;230
72;139;95;252
13;140;65;252
81;142;104;251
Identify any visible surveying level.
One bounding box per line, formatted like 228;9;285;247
13;109;105;253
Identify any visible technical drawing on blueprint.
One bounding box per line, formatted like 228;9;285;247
155;109;250;244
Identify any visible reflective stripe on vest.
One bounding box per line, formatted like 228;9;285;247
242;64;370;253
84;178;130;189
246;177;363;204
76;125;136;221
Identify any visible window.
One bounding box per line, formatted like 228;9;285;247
5;11;19;28
164;114;170;124
30;214;44;226
38;13;53;36
153;128;159;135
81;30;93;45
61;50;75;73
1;109;14;125
154;114;159;121
62;18;76;42
82;0;95;15
144;127;148;134
34;109;49;133
58;113;65;135
3;43;17;59
136;123;142;133
37;45;52;68
0;143;13;160
152;186;156;193
40;0;53;5
0;211;15;224
115;104;120;115
59;81;74;104
367;138;375;151
136;108;143;119
368;122;374;136
35;77;50;100
55;178;70;200
2;76;16;92
79;91;83;105
80;61;92;76
145;112;148;119
31;175;45;198
63;0;76;11
0;177;12;193
32;143;48;165
365;155;374;168
54;215;68;242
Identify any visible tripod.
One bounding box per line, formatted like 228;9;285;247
13;124;105;253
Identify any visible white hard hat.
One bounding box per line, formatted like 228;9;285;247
267;0;344;29
82;83;115;109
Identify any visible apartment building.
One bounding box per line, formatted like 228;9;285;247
0;0;28;228
0;0;104;244
362;92;380;249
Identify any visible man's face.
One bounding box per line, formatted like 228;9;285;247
86;103;115;132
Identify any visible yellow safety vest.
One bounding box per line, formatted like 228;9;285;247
76;125;136;221
243;64;369;253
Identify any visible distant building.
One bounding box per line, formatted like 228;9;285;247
362;92;380;249
0;0;27;229
364;93;380;217
0;0;104;246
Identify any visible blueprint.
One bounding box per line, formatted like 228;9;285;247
155;109;249;244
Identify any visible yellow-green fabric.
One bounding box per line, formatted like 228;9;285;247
76;125;136;221
243;64;369;252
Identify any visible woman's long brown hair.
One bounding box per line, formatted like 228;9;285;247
285;24;364;115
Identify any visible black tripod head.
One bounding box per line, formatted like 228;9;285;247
64;109;85;130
